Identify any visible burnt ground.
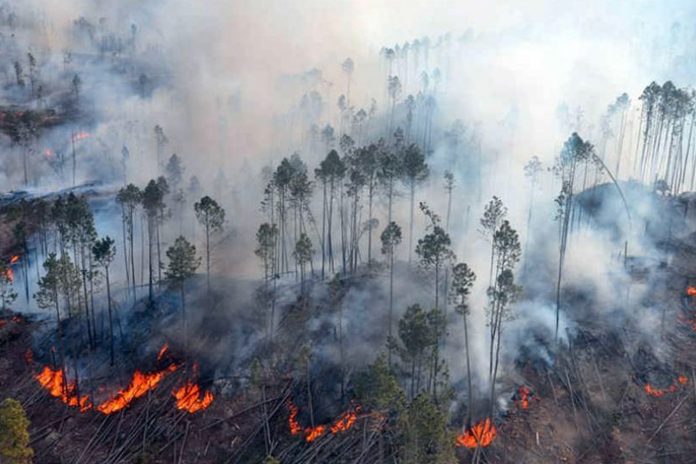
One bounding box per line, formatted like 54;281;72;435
4;185;696;463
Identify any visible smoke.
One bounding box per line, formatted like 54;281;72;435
4;0;696;421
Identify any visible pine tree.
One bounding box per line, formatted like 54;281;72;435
93;236;116;366
0;398;33;464
194;196;225;291
381;221;402;365
165;237;200;344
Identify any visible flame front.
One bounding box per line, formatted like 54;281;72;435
97;364;177;414
172;381;214;413
329;407;360;433
455;418;497;449
644;375;688;397
287;400;361;442
4;255;19;282
305;425;326;443
516;385;531;410
687;286;696;297
288;401;303;436
35;366;92;412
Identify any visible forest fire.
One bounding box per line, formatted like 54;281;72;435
172;381;214;413
455;418;497;449
4;255;20;282
96;364;178;414
687;286;696;297
287;400;361;442
643;375;688;397
514;385;533;410
35;366;92;412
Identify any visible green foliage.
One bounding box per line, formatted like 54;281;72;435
255;223;278;278
92;236;116;268
380;221;402;255
0;398;33;463
165;236;200;287
479;196;507;240
492;220;521;271
116;184;142;226
293;233;313;266
194;196;225;233
401;143;428;186
165;153;184;189
34;253;81;318
315;149;346;183
450;262;475;317
142;178;168;218
354;354;405;415
400;394;455;464
397;304;435;365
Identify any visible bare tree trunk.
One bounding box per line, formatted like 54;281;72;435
106;265;114;366
408;181;415;265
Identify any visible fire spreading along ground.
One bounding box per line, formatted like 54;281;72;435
35;366;92;412
643;375;688;398
455;418;498;449
287;400;361;443
33;345;214;415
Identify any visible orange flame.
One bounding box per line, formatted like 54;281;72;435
35;366;92;411
172;381;214;413
288;401;303;436
287;401;361;442
644;375;688;397
515;385;532;410
96;364;177;414
455;418;497;448
305;425;326;443
3;255;19;282
157;344;169;361
329;406;360;433
687;286;696;297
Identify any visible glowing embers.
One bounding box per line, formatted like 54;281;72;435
157;343;169;361
287;400;361;442
71;131;90;143
96;364;178;414
643;375;688;398
455;417;497;448
172;381;214;413
35;366;92;412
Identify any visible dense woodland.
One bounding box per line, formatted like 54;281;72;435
2;2;696;464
